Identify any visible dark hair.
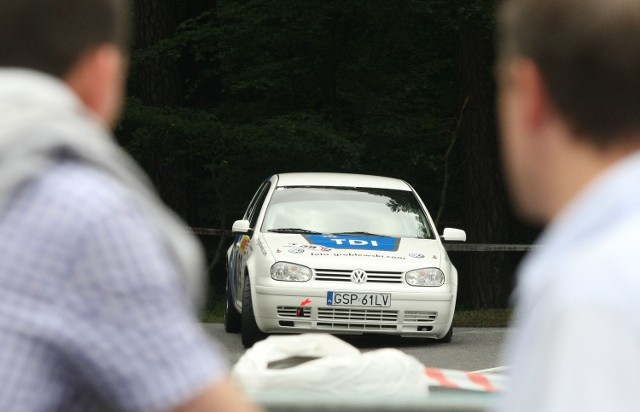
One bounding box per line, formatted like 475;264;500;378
497;0;640;144
0;0;130;78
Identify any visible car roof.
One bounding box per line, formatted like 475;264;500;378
274;172;412;191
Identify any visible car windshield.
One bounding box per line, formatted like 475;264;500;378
261;186;435;239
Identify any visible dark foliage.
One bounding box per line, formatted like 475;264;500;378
118;0;539;309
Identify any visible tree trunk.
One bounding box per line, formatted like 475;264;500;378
131;0;194;220
450;1;517;309
132;0;183;106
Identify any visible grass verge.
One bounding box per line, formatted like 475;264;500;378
201;303;225;323
453;308;512;327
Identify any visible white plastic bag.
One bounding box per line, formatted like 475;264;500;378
232;333;429;396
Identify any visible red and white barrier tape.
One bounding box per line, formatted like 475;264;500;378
187;227;232;236
425;367;506;392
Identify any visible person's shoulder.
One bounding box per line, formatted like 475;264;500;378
10;160;142;235
549;210;640;310
0;160;149;274
40;160;137;216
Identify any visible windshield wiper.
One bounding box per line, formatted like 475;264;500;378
268;228;322;234
334;231;387;237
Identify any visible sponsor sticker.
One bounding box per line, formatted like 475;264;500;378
304;234;400;251
239;235;250;254
285;243;332;252
409;252;425;259
257;239;268;256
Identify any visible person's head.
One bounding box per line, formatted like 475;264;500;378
496;0;640;222
0;0;131;127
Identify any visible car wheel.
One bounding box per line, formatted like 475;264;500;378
241;275;267;348
224;279;241;333
438;325;453;343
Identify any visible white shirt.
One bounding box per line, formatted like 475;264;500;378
496;152;640;412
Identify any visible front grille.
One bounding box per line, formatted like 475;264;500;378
314;269;403;283
277;306;311;318
276;307;438;333
317;307;398;322
318;304;398;331
404;311;438;323
317;322;397;331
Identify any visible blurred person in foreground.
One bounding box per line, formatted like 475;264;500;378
495;0;640;410
0;1;260;411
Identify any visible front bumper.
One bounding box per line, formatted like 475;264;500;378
253;284;456;339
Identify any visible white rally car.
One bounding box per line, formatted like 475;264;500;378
224;173;466;347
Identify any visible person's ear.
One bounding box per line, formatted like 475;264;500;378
64;44;126;128
512;59;553;135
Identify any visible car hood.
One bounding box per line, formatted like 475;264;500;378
260;233;444;270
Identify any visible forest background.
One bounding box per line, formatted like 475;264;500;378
117;0;539;311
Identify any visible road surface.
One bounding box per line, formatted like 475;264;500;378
203;324;508;372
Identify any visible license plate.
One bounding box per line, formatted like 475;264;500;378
327;291;391;307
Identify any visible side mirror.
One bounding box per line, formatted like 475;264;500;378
441;228;466;242
231;220;251;234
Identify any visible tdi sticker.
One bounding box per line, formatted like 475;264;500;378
304;234;400;251
409;252;425;259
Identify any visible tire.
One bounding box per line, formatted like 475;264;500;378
223;279;241;333
241;275;267;348
438;325;453;343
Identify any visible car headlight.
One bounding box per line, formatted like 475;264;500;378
405;268;445;287
270;262;312;282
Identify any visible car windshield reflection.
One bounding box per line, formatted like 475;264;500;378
261;186;435;239
267;228;323;234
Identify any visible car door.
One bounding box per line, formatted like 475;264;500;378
229;179;272;305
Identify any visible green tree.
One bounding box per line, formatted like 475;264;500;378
118;0;531;309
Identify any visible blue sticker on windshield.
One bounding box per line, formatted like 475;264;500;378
304;234;400;251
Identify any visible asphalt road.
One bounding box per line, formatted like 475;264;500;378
203;323;508;372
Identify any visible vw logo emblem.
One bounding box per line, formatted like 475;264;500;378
351;269;367;284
